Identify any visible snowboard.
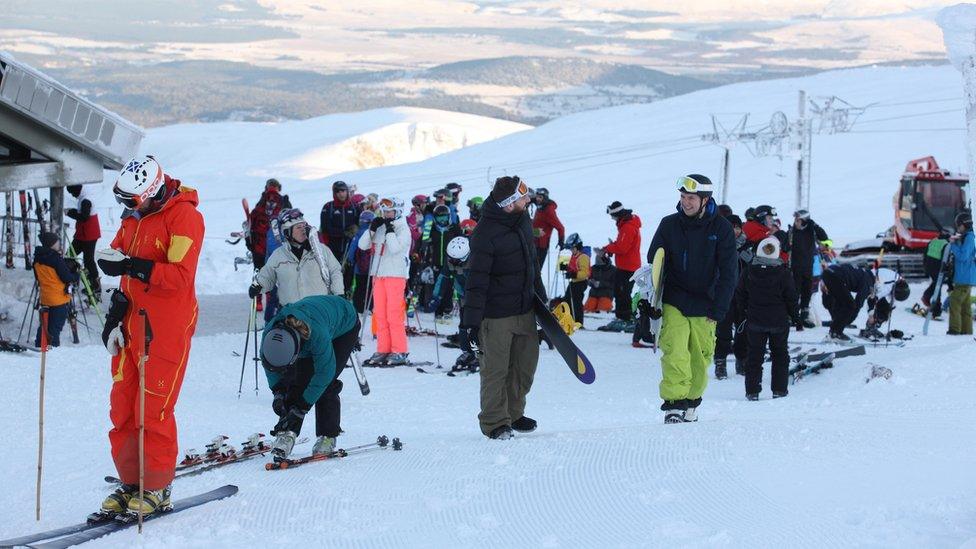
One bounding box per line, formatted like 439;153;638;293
533;295;596;384
648;247;666;351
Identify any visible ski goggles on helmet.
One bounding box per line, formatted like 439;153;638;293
496;177;529;208
794;209;810;220
676;175;712;194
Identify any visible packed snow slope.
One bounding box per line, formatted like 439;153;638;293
1;298;975;547
81;63;966;295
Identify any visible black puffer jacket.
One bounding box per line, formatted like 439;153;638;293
735;260;800;331
462;199;546;327
587;262;616;299
787;220;828;274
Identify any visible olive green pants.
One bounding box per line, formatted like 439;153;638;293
949;285;973;335
478;312;539;435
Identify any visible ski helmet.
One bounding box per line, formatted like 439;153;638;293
459;218;477;235
676;174;713;197
874;268;899;299
956;210;973;229
564;232;582;249
332;181;349;194
261;323;301;372
432;204;451;224
467;196;484;210
893;279;910;302
377;197;404;219
794;209;811;221
744;207;757;221
756;236;781;260
447;236;470;261
114;155;165;209
446;182;462;196
433;188;451;202
412;194;428;208
359;210;376;225
276;208;308;243
535;187;550;200
753;205;777;220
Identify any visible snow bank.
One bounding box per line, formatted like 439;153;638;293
938;4;976;71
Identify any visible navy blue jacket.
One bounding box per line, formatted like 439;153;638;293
648;200;737;321
823;263;874;312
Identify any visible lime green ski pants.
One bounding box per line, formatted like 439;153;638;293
659;304;716;405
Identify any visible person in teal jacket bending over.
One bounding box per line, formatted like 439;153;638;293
260;295;360;461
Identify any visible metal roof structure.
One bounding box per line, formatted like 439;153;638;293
0;51;144;193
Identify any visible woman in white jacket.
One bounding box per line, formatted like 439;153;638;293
358;197;412;365
250;209;344;306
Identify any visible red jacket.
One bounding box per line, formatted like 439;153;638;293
532;200;565;249
604;214;642;272
742;220;771;245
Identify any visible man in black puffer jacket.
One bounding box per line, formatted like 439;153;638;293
462;176;547;440
821;262;874;341
787;209;829;327
735;237;800;400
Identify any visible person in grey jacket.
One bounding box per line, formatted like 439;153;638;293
251;209;344;306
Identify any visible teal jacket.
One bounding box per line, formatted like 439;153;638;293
263;295;358;406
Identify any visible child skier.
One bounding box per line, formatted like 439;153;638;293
561;234;590;328
32;232;80;347
446;235;478;372
584;249;615;314
735;237;800;400
260;295;361;460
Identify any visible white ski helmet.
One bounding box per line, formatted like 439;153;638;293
114;155;165;209
447;236;470;261
377;197;404;219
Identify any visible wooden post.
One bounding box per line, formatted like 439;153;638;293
36;307;49;521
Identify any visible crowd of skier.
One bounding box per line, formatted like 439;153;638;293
14;154;974;523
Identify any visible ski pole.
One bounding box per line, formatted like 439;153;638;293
18;280;37;343
35;307;48;521
253;299;260;396
430;305;442;369
137;309;153;534
238;297;255;398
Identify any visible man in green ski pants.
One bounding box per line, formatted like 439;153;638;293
648;174;737;423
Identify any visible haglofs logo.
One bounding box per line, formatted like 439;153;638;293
123;159;141;174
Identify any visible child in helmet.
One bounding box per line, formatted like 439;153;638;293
860;268;911;340
584;249;615;314
261;295;361;461
561;234;590;328
348;210;376;313
447;235;478;372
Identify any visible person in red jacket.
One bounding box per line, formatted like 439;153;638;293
94;155;205;519
600;201;642;323
65;184;102;295
531;187;565;270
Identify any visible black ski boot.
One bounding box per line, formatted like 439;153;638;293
800;308;815;329
714;358;728;380
829;331;851;342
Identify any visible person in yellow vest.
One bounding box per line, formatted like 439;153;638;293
32;232;80;347
561;234;590;328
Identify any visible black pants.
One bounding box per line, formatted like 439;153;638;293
613;269;635;321
352;273;370;314
564;280;586;326
715;311;748;364
282;320;360;437
434;267;454;316
792;266;813;311
821;270;857;334
745;328;789;395
536;247;548;272
35;303;69;347
71;238;100;292
922;255;949;315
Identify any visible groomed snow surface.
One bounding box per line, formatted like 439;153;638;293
1;294;975;547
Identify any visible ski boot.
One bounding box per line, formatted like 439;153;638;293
271;430;297;463
93;483;138;522
598;319;627;332
746;393;759;401
312;436;337;456
365;352;389;366
127;485;172;516
772;391;788;399
714;358;728;380
859;326;884;341
452;351;479;374
385;353;409;366
800;308;816;329
828;331;851;342
512;416;537;433
488;425;513;440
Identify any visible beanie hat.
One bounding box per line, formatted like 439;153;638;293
606;201;625;216
40;232;59;248
490;176;524;206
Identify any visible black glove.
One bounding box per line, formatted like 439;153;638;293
127;257;154;283
271;391;287;418
461;326;480;354
557;240;565;250
272;404;309;435
558;263;567;272
370;217;384;232
66;259;81;273
248;284;263;299
65;208;79;220
102;290;129;352
383;219;395;233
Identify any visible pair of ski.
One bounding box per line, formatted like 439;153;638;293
791;335;906;348
362;359;433;368
0;485;239;549
265;435;402;470
788;345;867;384
416;365;477;377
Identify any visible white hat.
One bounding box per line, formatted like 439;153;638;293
756;237;781;260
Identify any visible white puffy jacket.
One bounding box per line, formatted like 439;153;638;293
357;215;411;279
255;240;344;305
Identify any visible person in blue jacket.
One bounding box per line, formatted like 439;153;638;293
260;295;360;461
647;174;736;424
948;211;975;335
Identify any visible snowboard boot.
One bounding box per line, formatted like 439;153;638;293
829;331;851;342
385;353;409;366
664;410;685;424
100;483;138;515
683;407;698;423
714;358;728;380
127;485;172;516
746;393;759;401
488;425;513;440
512;416;537;433
772;391;788;399
366;352;389;365
312;436;337;456
271;430;298;462
800;308;816;329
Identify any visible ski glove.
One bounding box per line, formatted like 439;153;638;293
369;217;385;232
248;284;263;299
96;248;154;283
272;391;287;418
461;326;480;354
273;404;309;435
102;290;129;356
